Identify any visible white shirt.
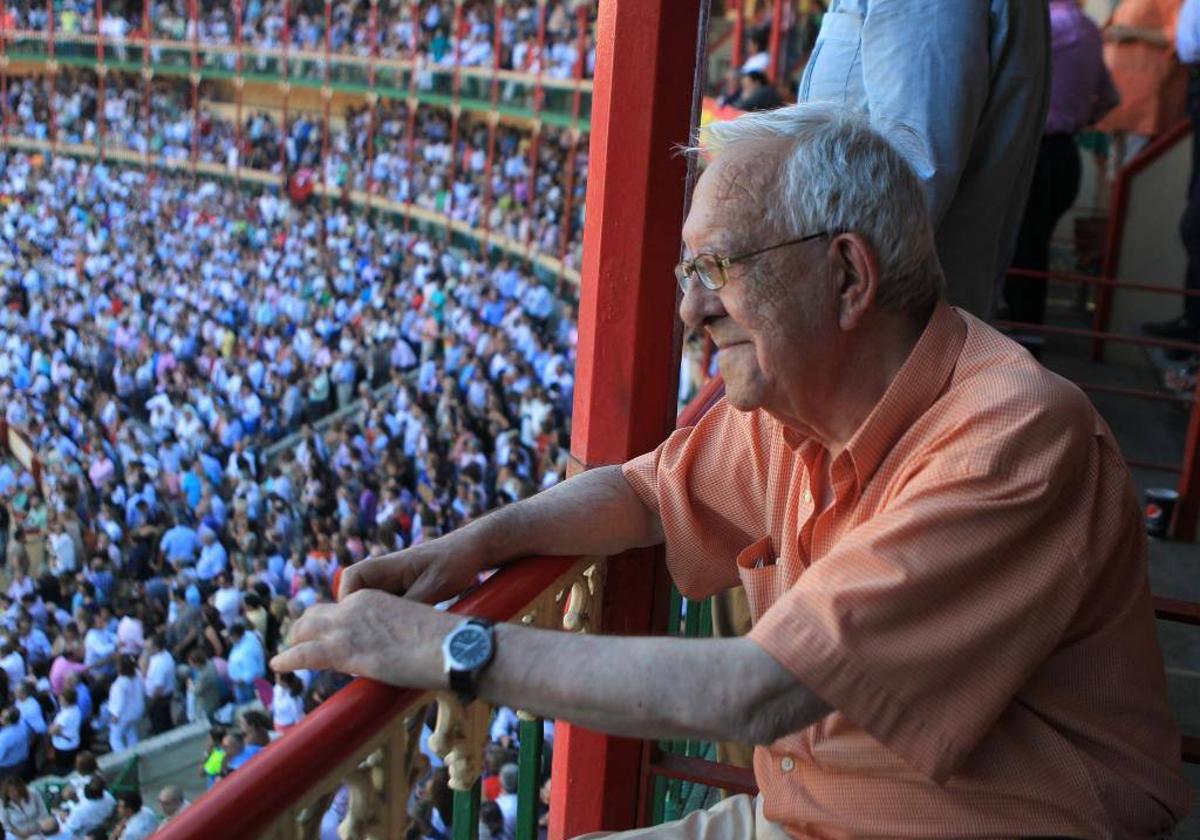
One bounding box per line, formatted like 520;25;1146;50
51;704;81;750
85;627;117;667
143;650;175;698
64;790;115;836
117;806;159;840
271;685;304;728
109;674;146;725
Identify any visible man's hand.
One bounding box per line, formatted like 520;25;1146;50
270;590;455;688
338;530;489;604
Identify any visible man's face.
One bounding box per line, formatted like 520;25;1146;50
158;793;180;817
679;145;837;420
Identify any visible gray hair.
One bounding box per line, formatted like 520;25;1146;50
692;103;944;317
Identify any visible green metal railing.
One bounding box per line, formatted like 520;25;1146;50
5;31;592;130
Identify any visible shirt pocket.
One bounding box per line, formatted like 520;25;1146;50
734;536;783;625
798;9;866;105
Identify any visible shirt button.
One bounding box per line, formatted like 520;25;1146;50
803;490;812;504
780;756;795;772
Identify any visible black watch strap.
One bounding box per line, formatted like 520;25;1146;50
448;618;495;705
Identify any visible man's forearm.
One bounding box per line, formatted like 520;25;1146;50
475;621;830;746
466;465;663;567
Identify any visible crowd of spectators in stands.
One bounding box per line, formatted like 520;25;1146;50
7;0;596;79
4;71;588;270
0;147;574;835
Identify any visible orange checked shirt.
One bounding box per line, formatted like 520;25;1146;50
623;304;1192;839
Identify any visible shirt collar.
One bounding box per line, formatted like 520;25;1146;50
842;303;966;489
784;302;966;488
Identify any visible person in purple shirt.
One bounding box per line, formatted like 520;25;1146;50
1006;0;1119;336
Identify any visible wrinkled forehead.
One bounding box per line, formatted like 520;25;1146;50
682;142;783;253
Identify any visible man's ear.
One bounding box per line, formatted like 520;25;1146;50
830;233;879;331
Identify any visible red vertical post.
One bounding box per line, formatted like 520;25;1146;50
402;0;421;231
767;0;784;82
140;0;151;182
46;0;56;156
364;0;379;210
731;0;746;71
233;0;244;195
548;0;704;833
557;3;590;266
444;0;465;224
523;0;548;255
1;1;9;152
320;0;332;215
188;0;199;179
95;0;106;161
280;0;291;190
480;2;503;249
1175;376;1200;541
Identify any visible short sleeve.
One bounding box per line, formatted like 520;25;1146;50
622;399;772;600
748;385;1097;782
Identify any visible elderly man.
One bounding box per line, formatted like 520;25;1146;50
274;106;1191;837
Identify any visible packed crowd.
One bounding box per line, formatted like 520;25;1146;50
0;148;575;835
4;71;588;269
8;0;596;79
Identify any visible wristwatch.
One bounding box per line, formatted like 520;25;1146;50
442;617;496;705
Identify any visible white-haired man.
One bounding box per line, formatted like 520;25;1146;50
274;105;1190;838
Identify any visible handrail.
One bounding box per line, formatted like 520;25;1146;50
1;135;582;285
159;554;582;840
1093;118;1194;360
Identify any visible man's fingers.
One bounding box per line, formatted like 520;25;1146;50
271;640;332;674
339;554;412;600
288;604;337;645
404;569;445;605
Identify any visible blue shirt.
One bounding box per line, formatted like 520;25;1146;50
226;742;262;772
0;723;28;767
196;541;228;581
798;0;1048;318
228;634;265;685
1180;0;1200;64
160;525;200;564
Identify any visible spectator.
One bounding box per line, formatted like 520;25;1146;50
62;776;116;837
226;623;266;705
107;655;146;753
113;790;159;840
48;685;81;776
0;708;29;781
271;672;305;732
156;785;188;821
141;632;176;735
1098;0;1188;164
1006;0;1120;335
0;776;48;839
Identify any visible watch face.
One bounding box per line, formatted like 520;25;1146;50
448;626;492;670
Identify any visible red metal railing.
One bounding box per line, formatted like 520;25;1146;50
997;265;1200;541
158;555;579;839
1092;118;1194;360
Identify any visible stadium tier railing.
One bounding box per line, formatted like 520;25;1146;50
2;30;593;130
0;135;582;286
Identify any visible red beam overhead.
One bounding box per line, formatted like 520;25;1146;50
550;0;705;834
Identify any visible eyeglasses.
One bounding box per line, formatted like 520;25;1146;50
674;231;831;293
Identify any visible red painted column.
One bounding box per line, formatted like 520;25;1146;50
95;0;106;161
548;0;704;834
45;0;56;156
444;0;465;224
402;0;421;232
280;0;291;190
523;0;548;254
320;0;332;215
557;4;590;266
480;2;503;249
234;0;244;195
767;0;784;82
364;0;379;211
140;0;151;184
1;2;9;152
731;0;746;72
188;0;199;178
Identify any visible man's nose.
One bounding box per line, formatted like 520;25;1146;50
678;280;721;332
